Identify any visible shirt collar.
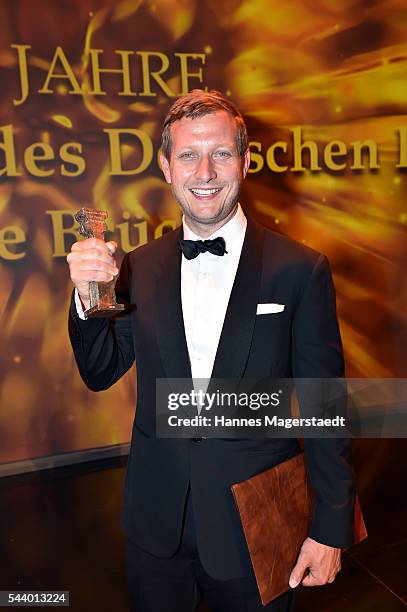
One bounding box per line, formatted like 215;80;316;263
182;203;247;252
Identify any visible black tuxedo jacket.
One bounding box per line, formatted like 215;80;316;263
69;216;355;580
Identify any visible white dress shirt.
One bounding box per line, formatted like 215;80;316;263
75;204;247;388
181;203;247;384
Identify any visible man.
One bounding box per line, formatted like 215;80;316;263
67;90;355;611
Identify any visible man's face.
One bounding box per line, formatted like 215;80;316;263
160;111;250;228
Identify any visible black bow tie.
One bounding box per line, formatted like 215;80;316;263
179;236;228;260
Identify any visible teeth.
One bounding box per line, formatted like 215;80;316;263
190;188;221;196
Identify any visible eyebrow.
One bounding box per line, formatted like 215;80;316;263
175;143;236;150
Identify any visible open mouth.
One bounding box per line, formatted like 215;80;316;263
189;187;223;200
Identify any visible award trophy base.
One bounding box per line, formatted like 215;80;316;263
84;303;125;319
83;279;126;319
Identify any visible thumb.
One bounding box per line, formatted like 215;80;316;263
289;553;309;588
106;241;118;255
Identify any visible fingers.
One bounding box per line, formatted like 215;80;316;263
70;266;118;283
70;237;117;256
67;249;117;270
300;563;341;587
327;563;341;583
289;554;309;588
68;259;118;283
289;538;341;589
301;571;338;586
301;571;325;587
67;238;119;286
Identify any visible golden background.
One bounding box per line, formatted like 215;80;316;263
0;0;406;463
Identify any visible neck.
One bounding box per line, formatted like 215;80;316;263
184;205;238;238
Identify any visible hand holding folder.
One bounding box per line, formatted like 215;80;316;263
231;452;367;606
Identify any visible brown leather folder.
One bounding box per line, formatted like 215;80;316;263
231;453;367;606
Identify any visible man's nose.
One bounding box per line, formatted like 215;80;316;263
195;155;217;182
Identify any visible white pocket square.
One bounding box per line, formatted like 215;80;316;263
256;303;285;315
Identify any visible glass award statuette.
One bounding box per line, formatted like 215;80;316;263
74;207;125;319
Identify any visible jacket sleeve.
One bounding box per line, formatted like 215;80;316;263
68;252;135;391
292;253;356;548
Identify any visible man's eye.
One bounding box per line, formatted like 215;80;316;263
179;152;196;160
215;151;232;158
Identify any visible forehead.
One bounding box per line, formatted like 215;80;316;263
170;110;238;148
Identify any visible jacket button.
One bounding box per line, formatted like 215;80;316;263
192;437;203;442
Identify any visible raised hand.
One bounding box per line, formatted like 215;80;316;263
66;238;119;310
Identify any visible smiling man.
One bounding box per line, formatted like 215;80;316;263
160;105;250;234
67;90;356;611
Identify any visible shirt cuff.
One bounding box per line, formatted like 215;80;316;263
74;289;87;320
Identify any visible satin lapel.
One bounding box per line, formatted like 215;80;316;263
155;226;192;384
208;218;265;391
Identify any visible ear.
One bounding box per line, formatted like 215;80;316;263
242;148;251;178
159;151;172;184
